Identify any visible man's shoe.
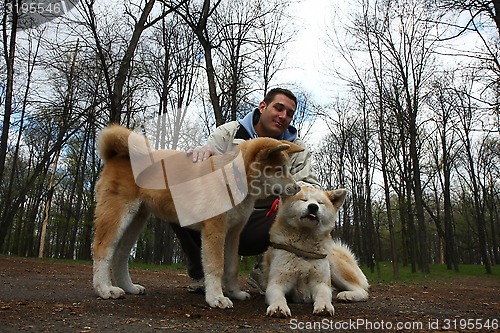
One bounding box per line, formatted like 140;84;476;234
247;265;266;295
187;278;205;294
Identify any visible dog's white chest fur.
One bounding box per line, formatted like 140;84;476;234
270;250;331;303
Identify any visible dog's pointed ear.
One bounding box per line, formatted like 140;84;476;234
261;143;290;160
269;143;290;155
280;140;305;154
257;139;305;160
327;189;347;209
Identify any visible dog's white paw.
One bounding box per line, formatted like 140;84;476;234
266;302;292;317
313;302;335;316
228;290;251;301
125;283;146;295
206;295;234;309
97;286;126;299
336;290;369;302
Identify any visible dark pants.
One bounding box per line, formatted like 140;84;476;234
169;209;274;279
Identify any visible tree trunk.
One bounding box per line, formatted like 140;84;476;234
443;159;459;272
38;149;61;258
110;0;157;123
202;42;223;126
0;0;19;185
488;182;499;264
379;116;399;278
466;148;492;273
408;103;430;273
172;0;224;126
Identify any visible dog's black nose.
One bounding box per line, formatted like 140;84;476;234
307;203;319;214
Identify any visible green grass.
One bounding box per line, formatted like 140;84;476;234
36;256;93;266
129;261;187;271
13;255;499;286
362;262;500;285
4;254;185;271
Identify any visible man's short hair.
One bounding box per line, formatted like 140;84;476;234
263;88;297;107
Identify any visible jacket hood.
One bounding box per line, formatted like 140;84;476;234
238;108;298;141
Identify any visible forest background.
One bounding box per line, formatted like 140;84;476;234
0;0;498;279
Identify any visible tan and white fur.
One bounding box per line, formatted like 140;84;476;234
263;187;369;317
328;240;369;303
92;124;303;309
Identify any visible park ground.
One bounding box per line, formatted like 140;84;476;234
0;255;498;332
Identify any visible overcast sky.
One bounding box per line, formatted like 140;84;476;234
279;0;334;103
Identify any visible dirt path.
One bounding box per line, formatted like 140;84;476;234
0;256;498;332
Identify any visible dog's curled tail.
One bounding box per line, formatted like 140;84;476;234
98;124;133;162
330;239;370;292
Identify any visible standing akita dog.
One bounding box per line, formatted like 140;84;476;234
263;187;369;317
92;125;303;309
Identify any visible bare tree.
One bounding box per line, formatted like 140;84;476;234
76;0;186;124
435;1;500;112
139;13;199;149
0;0;20;186
214;0;258;122
167;0;294;126
136;13;200;265
38;41;80;258
425;72;463;271
326;0;400;276
166;0;225;125
252;0;294;95
290;88;317;139
371;0;442;273
454;68;493;274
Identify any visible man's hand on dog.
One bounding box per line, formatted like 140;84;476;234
187;146;215;163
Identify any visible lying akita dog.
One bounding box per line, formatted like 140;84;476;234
263;187;369;317
92;124;303;309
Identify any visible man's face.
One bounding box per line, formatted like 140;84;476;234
258;93;296;138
